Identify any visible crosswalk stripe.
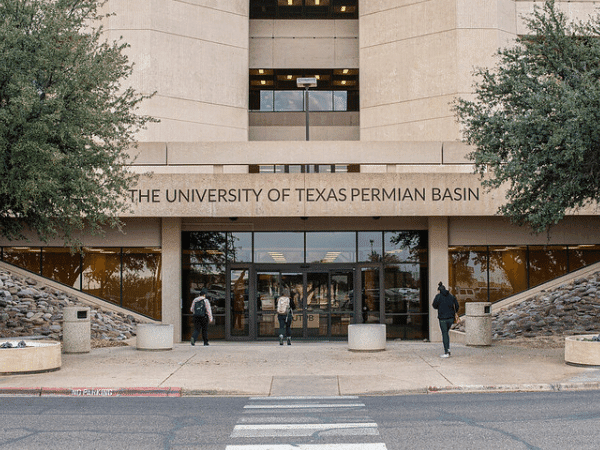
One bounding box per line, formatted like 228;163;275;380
226;445;387;450
244;403;364;409
234;423;378;430
231;422;379;438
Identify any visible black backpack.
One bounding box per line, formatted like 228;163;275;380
193;297;207;318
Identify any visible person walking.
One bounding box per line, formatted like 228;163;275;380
190;288;213;346
276;294;295;346
432;281;459;358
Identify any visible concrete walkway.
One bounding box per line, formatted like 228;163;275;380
2;340;600;397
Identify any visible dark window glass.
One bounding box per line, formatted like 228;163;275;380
449;246;490;311
82;247;121;306
42;248;81;289
528;246;568;288
2;247;41;274
122;248;162;320
569;245;600;271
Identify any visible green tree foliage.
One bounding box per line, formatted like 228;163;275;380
454;0;600;233
0;0;154;244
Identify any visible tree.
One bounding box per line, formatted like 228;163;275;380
0;0;154;245
454;0;600;234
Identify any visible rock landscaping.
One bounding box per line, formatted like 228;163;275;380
454;272;600;346
0;269;139;347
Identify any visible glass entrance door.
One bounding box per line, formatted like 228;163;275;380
252;267;354;340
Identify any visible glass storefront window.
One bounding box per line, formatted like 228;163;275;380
42;248;81;289
82;247;121;306
569;245;600;271
227;232;252;263
358;232;382;262
306;232;355;263
254;232;304;263
182;232;227;267
361;267;380;323
122;248;162;320
384;264;427;340
260;90;273;111
230;269;250;337
449;246;489;312
528;246;568;288
488;246;528;302
384;231;424;263
2;247;41;274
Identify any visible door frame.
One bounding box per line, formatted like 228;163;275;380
226;263;357;340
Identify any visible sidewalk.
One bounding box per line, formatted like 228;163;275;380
2;340;600;397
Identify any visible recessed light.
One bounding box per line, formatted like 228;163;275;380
341;6;346;12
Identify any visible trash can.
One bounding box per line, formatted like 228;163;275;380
465;302;492;346
62;306;91;353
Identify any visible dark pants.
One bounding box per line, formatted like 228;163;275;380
192;316;209;344
438;318;454;353
278;314;291;338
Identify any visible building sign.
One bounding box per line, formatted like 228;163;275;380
124;173;505;217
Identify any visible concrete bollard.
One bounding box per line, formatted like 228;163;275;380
62;307;91;353
136;324;174;351
465;302;492;346
348;324;386;352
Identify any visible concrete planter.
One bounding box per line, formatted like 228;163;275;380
565;335;600;367
0;340;61;375
348;324;386;352
136;324;174;351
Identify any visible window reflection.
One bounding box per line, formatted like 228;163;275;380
231;269;249;336
569;245;600;271
449;246;489;312
309;90;333;111
528;246;568;288
2;247;40;274
488;246;528;302
227;232;252;263
306;232;355;263
358;232;382;262
42;248;81;289
274;90;304;111
82;248;121;306
254;232;304;263
122;248;162;320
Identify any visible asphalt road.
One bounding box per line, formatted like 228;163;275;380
1;391;599;449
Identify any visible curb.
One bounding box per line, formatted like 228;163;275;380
0;387;182;397
427;381;600;394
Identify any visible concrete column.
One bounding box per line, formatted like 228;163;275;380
428;216;449;343
161;217;182;342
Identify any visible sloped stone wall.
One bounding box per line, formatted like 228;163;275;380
0;269;139;343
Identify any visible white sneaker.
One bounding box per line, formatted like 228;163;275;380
440;353;450;358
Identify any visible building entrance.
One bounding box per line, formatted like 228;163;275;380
230;265;355;340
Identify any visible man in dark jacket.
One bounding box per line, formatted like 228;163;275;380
432;281;459;358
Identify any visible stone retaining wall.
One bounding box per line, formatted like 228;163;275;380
0;269;139;343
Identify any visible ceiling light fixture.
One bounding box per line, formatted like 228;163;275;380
341;6;346;12
342;69;349;74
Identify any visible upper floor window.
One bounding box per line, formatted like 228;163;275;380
250;0;358;20
250;165;360;173
250;69;359;112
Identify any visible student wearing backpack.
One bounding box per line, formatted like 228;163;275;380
190;288;213;346
276;294;295;346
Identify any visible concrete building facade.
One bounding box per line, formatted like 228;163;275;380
3;1;600;343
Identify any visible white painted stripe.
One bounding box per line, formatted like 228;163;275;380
231;422;379;437
234;423;377;431
226;445;387;450
244;403;364;409
249;396;359;401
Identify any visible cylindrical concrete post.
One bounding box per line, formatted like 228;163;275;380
62;306;91;353
465;302;492;346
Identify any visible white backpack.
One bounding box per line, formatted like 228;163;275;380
277;296;291;315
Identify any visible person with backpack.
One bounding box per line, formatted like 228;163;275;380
276;293;295;346
432;281;459;358
190;288;213;346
